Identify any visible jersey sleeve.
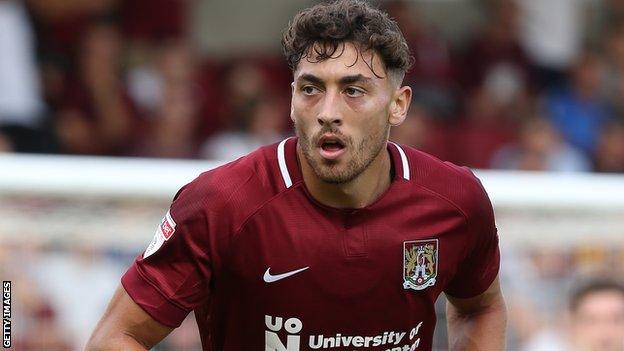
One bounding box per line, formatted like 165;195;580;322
444;171;500;299
121;181;213;328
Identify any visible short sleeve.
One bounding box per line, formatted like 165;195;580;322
444;171;500;299
121;183;212;328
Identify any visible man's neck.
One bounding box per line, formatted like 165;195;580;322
297;143;393;209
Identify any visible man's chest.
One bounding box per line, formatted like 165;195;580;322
206;194;472;351
220;195;469;304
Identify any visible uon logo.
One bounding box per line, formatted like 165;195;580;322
265;315;302;351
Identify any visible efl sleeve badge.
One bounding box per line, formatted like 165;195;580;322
143;210;177;259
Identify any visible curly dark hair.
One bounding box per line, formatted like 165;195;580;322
281;0;413;84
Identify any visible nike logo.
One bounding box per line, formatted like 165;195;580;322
263;266;309;283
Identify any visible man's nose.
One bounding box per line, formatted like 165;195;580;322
317;91;343;127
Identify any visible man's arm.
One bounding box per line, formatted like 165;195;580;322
445;275;507;351
85;285;174;351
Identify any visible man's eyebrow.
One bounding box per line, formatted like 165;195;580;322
296;73;374;86
338;74;373;85
297;73;324;86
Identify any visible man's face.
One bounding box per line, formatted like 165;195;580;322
570;290;624;351
291;42;396;184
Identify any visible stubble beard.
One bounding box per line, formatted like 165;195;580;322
295;122;390;184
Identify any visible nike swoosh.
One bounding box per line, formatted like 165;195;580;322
263;266;309;283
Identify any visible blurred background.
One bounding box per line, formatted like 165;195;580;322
0;0;623;350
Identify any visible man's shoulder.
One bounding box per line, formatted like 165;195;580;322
173;142;287;216
401;145;491;218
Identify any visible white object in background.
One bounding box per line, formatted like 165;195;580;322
0;0;44;125
518;0;585;70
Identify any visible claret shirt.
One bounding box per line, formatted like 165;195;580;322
121;137;500;351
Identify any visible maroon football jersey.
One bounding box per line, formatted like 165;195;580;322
122;137;500;351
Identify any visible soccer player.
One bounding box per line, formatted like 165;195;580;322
86;1;506;350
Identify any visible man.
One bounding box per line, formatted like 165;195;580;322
87;1;506;350
567;279;624;351
521;279;624;351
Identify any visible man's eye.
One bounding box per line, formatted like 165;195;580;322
302;86;320;95
344;87;364;97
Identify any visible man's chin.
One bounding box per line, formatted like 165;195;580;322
312;164;357;184
302;146;357;183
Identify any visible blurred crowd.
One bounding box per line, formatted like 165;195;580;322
0;240;206;351
0;0;290;160
387;0;624;173
0;0;623;172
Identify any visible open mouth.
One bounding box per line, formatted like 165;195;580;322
317;135;346;160
321;139;344;152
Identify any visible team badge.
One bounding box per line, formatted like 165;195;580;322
403;239;438;291
143;210;177;259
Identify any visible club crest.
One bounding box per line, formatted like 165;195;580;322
403;239;438;291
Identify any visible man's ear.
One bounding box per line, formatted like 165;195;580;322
389;86;412;126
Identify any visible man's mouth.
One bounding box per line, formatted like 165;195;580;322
317;135;347;160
